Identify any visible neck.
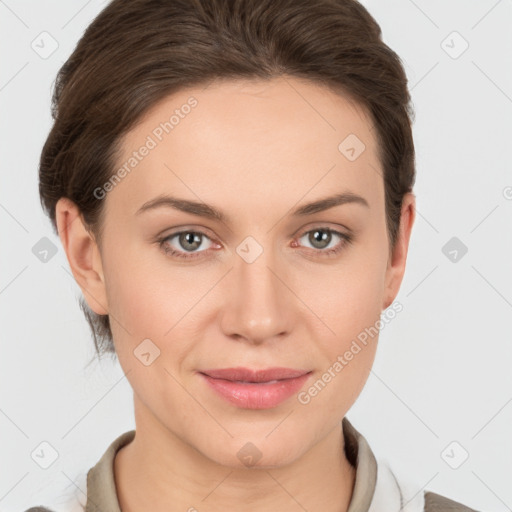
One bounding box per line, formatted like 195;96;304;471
114;399;356;512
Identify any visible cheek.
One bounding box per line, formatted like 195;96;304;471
306;249;386;390
102;232;177;325
103;247;215;360
100;242;170;354
314;255;385;340
297;270;383;425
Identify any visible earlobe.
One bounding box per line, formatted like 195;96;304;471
382;193;416;310
55;197;109;316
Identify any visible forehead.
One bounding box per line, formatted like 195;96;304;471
108;76;383;219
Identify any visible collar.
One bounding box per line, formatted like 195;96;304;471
84;417;419;512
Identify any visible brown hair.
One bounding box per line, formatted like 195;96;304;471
39;0;416;362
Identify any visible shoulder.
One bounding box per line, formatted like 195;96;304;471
24;504;84;512
23;508;57;512
23;431;133;512
424;490;481;512
375;458;481;512
368;452;482;512
23;485;483;512
23;471;87;512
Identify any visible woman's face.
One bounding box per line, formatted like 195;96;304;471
88;76;414;467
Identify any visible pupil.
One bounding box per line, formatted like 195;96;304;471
311;229;330;248
182;232;200;250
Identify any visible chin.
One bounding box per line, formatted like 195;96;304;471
198;436;303;470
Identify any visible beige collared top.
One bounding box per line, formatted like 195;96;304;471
26;417;480;512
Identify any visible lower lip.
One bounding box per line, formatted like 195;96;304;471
199;373;311;409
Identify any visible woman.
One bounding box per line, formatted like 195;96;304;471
26;0;480;510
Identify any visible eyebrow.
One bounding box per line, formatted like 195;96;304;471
135;191;369;223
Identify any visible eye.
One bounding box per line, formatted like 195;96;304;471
294;227;353;257
157;230;216;260
157;226;353;261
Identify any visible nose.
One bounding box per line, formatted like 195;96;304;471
219;241;294;345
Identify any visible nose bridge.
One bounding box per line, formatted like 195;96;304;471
222;235;291;343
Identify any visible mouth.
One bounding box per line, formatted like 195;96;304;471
198;367;312;409
199;367;310;382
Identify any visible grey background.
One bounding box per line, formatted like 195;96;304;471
1;0;511;510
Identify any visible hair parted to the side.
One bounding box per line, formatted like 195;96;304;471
39;0;416;363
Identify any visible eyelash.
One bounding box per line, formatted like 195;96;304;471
156;227;353;261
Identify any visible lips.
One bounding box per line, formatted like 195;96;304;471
200;367;310;382
198;367;312;409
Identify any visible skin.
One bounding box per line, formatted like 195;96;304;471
56;75;415;512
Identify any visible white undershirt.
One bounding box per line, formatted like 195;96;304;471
369;457;425;512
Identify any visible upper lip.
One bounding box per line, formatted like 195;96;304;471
199;367;311;383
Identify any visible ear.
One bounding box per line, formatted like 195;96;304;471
382;192;416;310
55;197;109;315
